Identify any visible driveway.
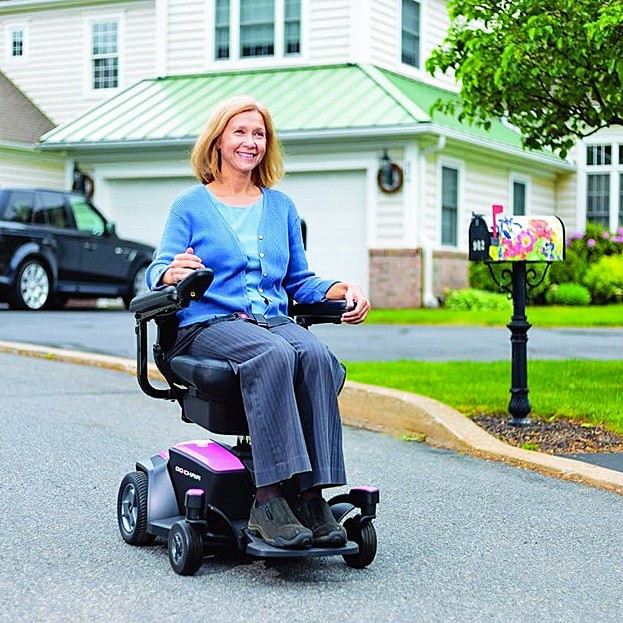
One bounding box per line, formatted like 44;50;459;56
2;352;623;622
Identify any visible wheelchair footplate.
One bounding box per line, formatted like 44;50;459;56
245;531;359;558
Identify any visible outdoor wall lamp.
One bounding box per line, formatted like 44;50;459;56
377;149;404;194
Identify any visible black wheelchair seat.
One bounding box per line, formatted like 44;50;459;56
169;355;240;402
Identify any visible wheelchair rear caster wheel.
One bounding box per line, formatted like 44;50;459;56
117;471;156;546
168;521;204;576
342;517;377;569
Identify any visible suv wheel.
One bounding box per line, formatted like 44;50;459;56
9;259;52;310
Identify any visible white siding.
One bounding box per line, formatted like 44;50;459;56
166;0;206;75
0;145;64;188
375;147;406;246
306;0;352;62
556;173;578;234
0;1;156;125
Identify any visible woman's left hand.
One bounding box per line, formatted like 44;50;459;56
326;282;371;324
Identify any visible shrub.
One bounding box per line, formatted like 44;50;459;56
469;261;551;303
444;288;512;312
545;283;591;306
550;223;623;286
583;255;623;303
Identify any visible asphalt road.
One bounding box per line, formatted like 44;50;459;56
2;352;623;622
1;308;622;362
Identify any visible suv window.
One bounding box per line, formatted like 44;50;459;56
3;191;34;224
34;192;71;229
68;193;106;235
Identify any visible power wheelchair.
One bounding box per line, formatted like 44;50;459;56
116;268;379;576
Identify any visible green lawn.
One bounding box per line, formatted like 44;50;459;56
367;304;623;327
344;359;623;434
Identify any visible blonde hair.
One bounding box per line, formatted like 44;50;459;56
190;95;284;188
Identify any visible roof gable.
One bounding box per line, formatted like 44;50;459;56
0;70;54;143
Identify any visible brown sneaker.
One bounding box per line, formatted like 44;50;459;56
248;497;313;549
295;496;347;547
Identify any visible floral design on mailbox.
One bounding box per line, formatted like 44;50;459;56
489;216;565;262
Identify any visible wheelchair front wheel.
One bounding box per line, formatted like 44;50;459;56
168;521;204;576
342;517;377;569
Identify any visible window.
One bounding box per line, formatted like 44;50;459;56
441;166;459;246
240;0;274;57
34;192;70;229
512;180;527;216
586;173;610;228
586;144;611;166
284;0;301;55
215;0;300;61
3;191;34;223
401;0;421;68
68;194;105;235
91;21;118;89
11;29;24;57
585;143;622;230
215;0;230;60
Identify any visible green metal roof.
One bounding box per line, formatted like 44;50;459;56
39;63;566;166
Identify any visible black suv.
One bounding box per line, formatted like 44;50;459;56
0;188;155;310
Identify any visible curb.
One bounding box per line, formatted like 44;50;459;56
2;339;623;496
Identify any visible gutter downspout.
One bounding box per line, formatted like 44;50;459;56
419;136;446;308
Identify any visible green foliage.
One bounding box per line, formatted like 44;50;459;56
545;283;591;306
426;0;623;156
468;261;551;302
550;223;623;285
583;254;623;303
444;288;512;311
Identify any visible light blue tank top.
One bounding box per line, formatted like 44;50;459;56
209;191;268;315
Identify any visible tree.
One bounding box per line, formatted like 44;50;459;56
426;0;623;157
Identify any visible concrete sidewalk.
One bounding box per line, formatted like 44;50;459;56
3;338;623;497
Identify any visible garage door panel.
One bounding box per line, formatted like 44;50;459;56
106;178;194;248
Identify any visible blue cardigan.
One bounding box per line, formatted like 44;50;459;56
146;184;338;327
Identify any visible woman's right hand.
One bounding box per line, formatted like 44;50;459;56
162;247;205;285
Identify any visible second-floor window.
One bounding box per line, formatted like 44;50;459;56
215;0;301;61
585;143;623;230
91;21;118;89
11;28;24;57
401;0;421;68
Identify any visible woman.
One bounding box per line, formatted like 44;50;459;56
146;95;370;550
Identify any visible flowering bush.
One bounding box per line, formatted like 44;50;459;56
549;223;623;289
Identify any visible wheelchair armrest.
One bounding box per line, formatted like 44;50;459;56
291;300;348;326
129;286;178;317
129;268;215;320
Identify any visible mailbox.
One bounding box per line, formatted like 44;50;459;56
469;211;565;263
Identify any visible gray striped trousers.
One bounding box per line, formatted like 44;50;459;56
185;318;347;489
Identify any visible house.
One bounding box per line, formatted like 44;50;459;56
2;0;604;308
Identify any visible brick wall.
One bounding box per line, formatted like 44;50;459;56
432;250;469;300
369;248;469;308
369;249;422;308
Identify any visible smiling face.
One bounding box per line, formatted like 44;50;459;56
216;109;267;178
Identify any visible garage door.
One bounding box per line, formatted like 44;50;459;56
276;170;368;292
105;177;195;247
105;170;368;291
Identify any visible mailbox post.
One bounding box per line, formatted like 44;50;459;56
469;209;565;426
